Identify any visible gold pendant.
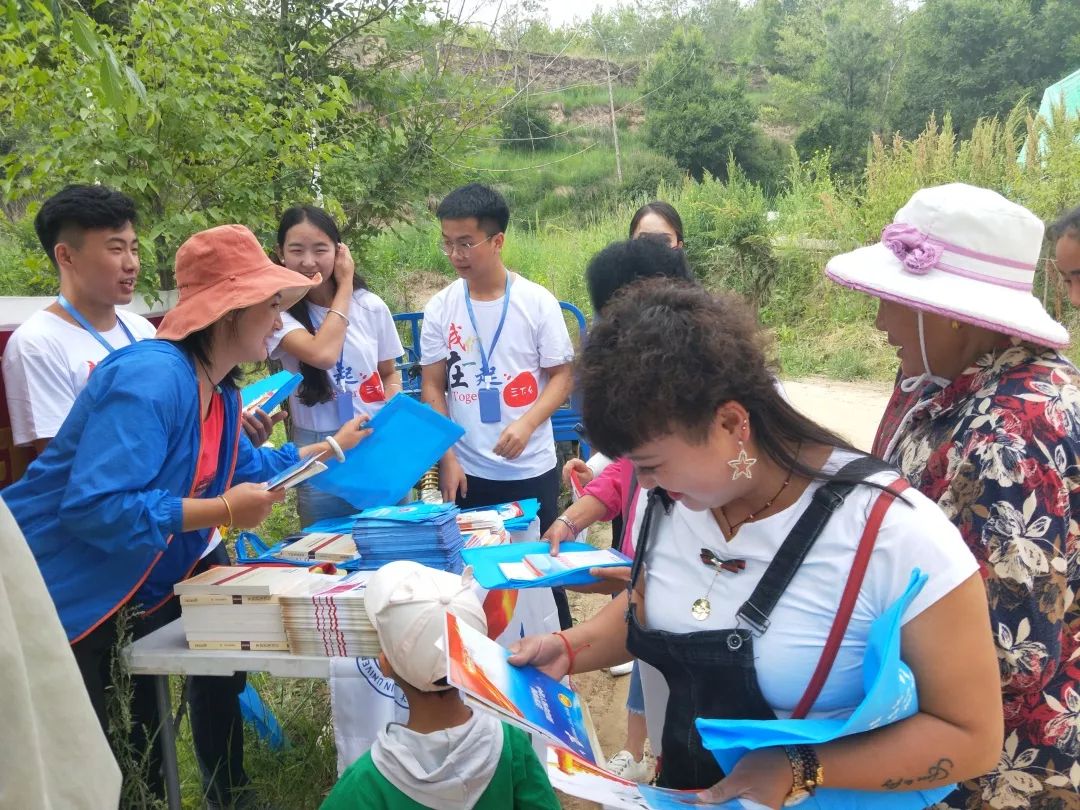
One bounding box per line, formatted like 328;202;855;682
691;597;711;621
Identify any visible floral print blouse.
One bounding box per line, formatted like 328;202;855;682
879;343;1080;809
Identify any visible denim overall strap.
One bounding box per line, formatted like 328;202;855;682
735;455;893;636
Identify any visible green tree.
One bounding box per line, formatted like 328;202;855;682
640;27;758;182
891;0;1080;137
0;0;485;290
772;0;902;174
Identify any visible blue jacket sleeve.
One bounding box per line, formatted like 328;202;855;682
57;357;187;553
232;432;301;484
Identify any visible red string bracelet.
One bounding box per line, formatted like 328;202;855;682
553;631;590;675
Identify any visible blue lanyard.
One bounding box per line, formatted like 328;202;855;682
463;273;511;386
57;294;137;354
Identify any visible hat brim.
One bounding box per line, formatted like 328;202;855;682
155;262;316;341
826;243;1069;349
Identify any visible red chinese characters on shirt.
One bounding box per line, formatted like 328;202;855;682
448;322;468;353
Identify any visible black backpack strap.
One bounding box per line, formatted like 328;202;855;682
625;485;672;606
735;455;896;636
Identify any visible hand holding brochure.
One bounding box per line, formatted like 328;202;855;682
462;541;631;589
241;370;302;415
545;745;770;809
444;612;601;763
266;456;327;491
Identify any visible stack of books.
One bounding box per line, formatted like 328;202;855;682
352;503;465;573
278;532;361;564
279;572;380;657
174;565;315;651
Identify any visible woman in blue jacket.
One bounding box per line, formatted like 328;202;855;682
4;224;371;807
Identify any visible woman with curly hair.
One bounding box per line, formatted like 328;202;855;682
510;278;1002;807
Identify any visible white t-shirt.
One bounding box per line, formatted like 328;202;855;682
267;289;404;433
3;308;156;446
420;275;574;480
634;451;978;753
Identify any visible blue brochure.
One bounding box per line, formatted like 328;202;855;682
241;370;302;414
697;570;955;809
446;612;600;764
463;541;631;589
312;394;464;509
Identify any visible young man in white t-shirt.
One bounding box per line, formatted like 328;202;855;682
420;183;575;624
2;185;155;453
2;185;263;808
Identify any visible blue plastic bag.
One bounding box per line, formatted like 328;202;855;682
697;570;955;809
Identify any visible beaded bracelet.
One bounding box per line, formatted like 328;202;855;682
556;514;581;535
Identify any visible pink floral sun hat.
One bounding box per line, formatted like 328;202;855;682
826;183;1068;348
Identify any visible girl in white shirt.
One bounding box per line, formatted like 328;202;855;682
509;279;1003;807
267;206;404;526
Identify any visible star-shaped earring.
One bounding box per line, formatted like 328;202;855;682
728;444;757;480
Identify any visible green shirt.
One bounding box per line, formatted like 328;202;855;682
320;722;560;810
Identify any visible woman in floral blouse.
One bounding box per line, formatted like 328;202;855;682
828;183;1079;809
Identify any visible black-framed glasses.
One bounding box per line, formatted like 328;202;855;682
439;234;495;257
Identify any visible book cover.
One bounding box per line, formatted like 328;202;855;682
174;565;306;597
278;532;359;562
444;612;599;763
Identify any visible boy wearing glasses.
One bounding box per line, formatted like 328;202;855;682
420;183;575;626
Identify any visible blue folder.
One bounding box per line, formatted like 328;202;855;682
462;541;631;589
311;394;464;509
241;370;302;414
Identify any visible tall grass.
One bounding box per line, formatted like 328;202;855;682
366;103;1080;382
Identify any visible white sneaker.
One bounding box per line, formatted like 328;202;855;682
608;661;634;677
605;750;651;782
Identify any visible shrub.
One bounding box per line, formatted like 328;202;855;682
500;101;557;152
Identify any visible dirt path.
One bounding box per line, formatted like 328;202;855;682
559;377;894;807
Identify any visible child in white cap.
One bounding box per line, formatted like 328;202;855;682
321;561;560;809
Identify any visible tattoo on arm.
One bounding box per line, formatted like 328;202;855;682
881;758;954;791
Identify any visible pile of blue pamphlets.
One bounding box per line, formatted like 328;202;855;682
352;502;465;573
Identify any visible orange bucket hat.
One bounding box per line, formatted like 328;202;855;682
156;224;316;341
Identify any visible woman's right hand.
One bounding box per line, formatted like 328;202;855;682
541;515;578;555
507;633;571;680
221;482;285;528
332;414;373;453
334;243;355;289
562;457;593;489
